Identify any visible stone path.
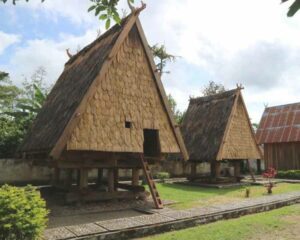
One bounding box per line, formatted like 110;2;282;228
44;191;300;240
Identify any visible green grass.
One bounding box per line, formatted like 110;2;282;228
141;204;300;240
152;182;300;209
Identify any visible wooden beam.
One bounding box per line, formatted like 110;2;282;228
53;167;60;187
117;183;145;192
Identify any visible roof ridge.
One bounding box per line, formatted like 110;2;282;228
65;14;132;66
190;88;238;104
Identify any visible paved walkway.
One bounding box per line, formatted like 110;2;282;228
44;191;300;240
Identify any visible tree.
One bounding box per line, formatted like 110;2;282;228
150;44;176;76
167;94;185;124
0;68;49;158
282;0;300;17
202;81;226;96
1;0;139;29
0;72;21;113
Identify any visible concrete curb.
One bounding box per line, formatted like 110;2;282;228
47;194;300;240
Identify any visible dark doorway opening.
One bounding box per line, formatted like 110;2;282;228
143;129;160;157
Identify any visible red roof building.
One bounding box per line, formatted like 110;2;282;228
256;102;300;170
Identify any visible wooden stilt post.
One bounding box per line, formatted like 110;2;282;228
211;161;221;181
97;168;103;185
76;169;80;187
107;169;114;192
190;162;197;180
79;169;88;190
113;168;119;191
53;167;60;187
132;168;140;186
64;169;73;188
234;161;241;182
247;159;256;182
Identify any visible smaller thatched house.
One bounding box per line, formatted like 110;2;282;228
256;102;300;170
181;88;262;181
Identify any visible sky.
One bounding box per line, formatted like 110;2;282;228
0;0;300;123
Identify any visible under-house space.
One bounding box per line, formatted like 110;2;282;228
181;88;262;183
19;9;188;209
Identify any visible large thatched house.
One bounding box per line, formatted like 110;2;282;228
181;88;262;181
20;9;188;208
256;102;300;170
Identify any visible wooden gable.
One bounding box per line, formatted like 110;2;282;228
66;25;180;154
219;93;262;160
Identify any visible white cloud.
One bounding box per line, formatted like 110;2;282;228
0;31;20;55
139;0;300;122
3;29;98;86
2;0;300;123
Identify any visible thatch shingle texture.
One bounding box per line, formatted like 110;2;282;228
20;19;125;152
181;89;237;162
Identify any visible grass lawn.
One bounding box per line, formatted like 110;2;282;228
141;204;300;240
152;182;300;209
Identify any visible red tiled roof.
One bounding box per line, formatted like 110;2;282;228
256;102;300;144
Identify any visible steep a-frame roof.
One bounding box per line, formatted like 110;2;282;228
20;11;188;160
181;88;262;162
256;102;300;144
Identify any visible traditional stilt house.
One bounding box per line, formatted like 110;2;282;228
256;102;300;170
181;88;262;181
20;8;188;208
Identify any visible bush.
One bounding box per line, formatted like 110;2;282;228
0;185;49;240
155;172;170;181
276;170;300;180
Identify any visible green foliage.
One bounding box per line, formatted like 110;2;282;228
202;81;226;96
277;170;300;179
151;44;176;76
0;117;26;158
0;184;48;240
0;0;45;4
155;172;170;181
0;68;48;158
167;94;185;124
282;0;300;17
89;0;126;29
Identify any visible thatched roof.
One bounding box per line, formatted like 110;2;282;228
181;88;261;162
181;90;237;162
256;102;300;144
20;12;188;160
20;20;124;154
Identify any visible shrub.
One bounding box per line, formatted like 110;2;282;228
155;172;170;181
276;170;300;180
0;185;49;240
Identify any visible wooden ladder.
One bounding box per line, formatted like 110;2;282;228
140;154;163;209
